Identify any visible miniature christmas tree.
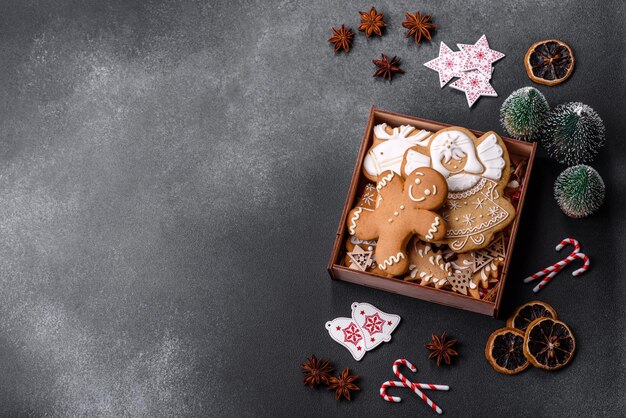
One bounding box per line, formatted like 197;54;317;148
554;165;605;218
542;102;605;165
500;87;549;141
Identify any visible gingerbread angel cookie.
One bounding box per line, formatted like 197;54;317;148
402;127;515;253
362;123;432;181
346;168;448;277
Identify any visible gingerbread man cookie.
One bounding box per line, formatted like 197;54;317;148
346;168;448;277
362;123;432;181
402;127;515;253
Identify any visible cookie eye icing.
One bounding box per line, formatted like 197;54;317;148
415;178;421;184
424;189;431;196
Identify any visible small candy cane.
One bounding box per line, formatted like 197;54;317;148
571;251;590;276
380;359;450;414
524;238;581;282
525;238;590;293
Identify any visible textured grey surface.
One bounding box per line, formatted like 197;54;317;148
0;0;624;416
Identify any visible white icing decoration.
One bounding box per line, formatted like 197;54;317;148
376;172;395;191
379;252;406;271
348;208;362;235
425;217;441;240
403;150;432;177
350;236;377;246
430;130;484;179
432;185;437;195
476;133;505;181
446;173;481;191
363;124;432;178
408;185;426;202
407;130;506;192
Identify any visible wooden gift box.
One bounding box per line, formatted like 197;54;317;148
327;107;537;317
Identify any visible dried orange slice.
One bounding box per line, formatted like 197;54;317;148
506;301;557;332
524;40;574;86
485;328;529;375
523;318;575;370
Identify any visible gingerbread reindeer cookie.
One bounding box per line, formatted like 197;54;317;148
402;127;515;253
346;168;448;276
362;123;432;181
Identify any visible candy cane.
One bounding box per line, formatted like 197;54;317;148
524;238;586;282
532;268;559;293
524;245;580;283
571;252;590;276
555;238;580;253
532;252;590;293
525;237;590;293
393;359;444;414
380;381;404;403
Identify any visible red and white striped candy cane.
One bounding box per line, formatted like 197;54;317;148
524;238;581;283
380;381;405;403
571;252;590;276
533;253;589;293
532;252;590;293
393;359;444;414
555;238;580;253
532;268;559;293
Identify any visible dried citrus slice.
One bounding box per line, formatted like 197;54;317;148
523;318;575;370
506;301;557;332
485;328;529;375
524;39;574;86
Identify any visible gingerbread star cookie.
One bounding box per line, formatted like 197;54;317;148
402;127;515;253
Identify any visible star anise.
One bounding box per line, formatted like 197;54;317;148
327;368;360;400
300;355;334;388
425;332;458;366
402;11;436;44
373;54;405;81
358;7;386;38
328;25;354;53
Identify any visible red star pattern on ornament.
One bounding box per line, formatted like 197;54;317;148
449;70;497;108
362;312;385;335
423;41;464;87
457;34;505;79
342;322;363;346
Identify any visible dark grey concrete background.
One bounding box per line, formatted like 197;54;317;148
0;0;623;416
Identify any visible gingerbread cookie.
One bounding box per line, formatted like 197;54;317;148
344;236;382;274
362;123;432;181
356;182;378;210
402;127;515;252
346;168;448;277
450;246;504;299
343;183;382;273
405;240;452;288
